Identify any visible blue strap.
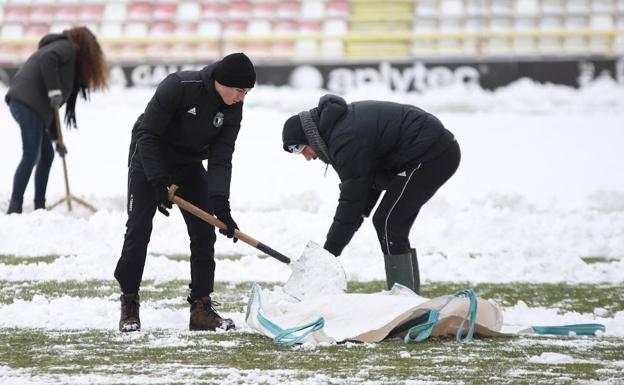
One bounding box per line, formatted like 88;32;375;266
274;318;325;346
403;310;440;343
248;283;325;346
532;323;606;336
454;289;477;343
404;290;477;344
257;310;325;346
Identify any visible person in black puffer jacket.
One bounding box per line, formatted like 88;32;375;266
4;26;109;214
282;94;461;294
113;53;256;333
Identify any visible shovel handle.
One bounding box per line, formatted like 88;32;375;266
167;185;291;264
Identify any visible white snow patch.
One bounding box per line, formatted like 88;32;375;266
528;352;576;364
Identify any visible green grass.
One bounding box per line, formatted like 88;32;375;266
0;328;621;384
0;254;60;265
0;253;623;384
158;253;247;262
2;280;622;315
581;256;620;264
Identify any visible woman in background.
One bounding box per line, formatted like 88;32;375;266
4;26;109;214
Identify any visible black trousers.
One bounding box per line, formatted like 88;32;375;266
114;163;216;298
372;140;461;255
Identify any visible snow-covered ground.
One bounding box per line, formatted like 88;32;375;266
0;78;623;335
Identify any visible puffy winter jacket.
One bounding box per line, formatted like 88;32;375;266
316;94;455;255
5;34;76;136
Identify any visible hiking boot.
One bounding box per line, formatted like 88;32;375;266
189;296;235;331
7;200;22;214
119;293;140;332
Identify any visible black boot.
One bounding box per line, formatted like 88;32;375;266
34;200;46;210
119;293;141;332
189;296;235;331
7;200;22;214
384;249;420;294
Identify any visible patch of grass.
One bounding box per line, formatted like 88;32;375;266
435;282;624;316
0;329;621;384
581;256;620;264
157;253;246;262
0;254;60;265
2;280;623;316
0;276;623;384
349;281;624;316
0;280;280;313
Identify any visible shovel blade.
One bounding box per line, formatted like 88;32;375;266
283;240;347;300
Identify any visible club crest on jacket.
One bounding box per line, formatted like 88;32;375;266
213;112;224;127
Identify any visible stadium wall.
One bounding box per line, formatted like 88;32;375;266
1;57;622;91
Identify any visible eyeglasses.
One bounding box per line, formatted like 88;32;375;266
288;144;306;154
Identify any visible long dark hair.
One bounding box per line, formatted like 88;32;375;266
62;26;109;127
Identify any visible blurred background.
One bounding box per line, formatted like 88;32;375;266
0;0;623;89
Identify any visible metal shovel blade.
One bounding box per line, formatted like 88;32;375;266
283;241;347;300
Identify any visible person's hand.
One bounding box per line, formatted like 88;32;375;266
152;179;172;217
55;142;68;157
323;241;341;257
48;90;63;108
212;196;239;242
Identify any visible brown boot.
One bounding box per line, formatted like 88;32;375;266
119;293;141;332
189;296;235;331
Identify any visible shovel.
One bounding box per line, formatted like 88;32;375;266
167;185;347;300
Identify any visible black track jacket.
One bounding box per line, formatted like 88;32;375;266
318;94;455;255
129;64;242;199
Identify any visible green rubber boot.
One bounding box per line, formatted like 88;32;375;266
383;249;420;294
410;248;421;294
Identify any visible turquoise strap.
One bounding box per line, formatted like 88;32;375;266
248;282;325;346
257;310;325;346
532;323;606;336
404;289;478;344
274;318;325;346
404;310;440;343
454;289;477;343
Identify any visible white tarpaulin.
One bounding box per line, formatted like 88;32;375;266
245;283;508;345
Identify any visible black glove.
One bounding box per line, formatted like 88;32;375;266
152;179;172;217
212;196;238;242
55;142;68;157
49;90;63;108
323;241;341;257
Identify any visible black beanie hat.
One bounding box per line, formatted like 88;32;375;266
282;114;308;152
213;53;256;88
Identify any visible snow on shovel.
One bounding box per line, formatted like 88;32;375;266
168;185;347;300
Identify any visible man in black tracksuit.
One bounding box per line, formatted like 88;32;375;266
282;94;460;294
114;53;256;332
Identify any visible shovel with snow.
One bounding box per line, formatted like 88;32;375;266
168;185;347;300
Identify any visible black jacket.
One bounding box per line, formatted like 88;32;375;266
5;34;76;136
129;64;242;199
317;95;455;255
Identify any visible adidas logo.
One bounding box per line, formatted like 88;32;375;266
187;107;196;115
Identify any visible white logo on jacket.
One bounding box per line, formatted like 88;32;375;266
213;112;224;127
187;107;196;115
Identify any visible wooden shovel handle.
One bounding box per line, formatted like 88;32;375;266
167;185;291;264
